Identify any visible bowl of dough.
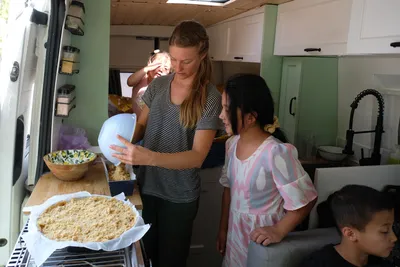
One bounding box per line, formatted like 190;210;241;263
43;149;97;181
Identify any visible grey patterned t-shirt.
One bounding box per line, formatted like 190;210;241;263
138;74;223;203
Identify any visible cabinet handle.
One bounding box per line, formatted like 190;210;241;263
234;56;243;60
304;48;321;52
390;42;400;48
0;238;7;247
289;97;296;116
190;245;205;249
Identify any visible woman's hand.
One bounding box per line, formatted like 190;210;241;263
110;135;154;166
216;228;228;256
250;225;285;246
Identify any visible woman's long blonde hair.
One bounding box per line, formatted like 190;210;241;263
169;20;212;129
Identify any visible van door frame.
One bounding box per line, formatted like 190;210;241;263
34;0;64;182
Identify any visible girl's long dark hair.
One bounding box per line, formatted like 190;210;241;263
225;74;288;143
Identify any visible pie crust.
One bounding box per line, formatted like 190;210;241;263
37;196;136;242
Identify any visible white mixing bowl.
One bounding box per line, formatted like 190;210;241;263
98;113;137;166
318;146;347;162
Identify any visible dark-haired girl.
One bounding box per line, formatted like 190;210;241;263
216;74;318;267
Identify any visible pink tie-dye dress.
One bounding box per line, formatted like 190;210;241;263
219;135;317;267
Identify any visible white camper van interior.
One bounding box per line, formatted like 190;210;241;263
1;0;400;266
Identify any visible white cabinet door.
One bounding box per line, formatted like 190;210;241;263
208;23;228;61
207;26;218;61
226;13;264;63
274;0;352;56
347;0;400;55
278;60;302;144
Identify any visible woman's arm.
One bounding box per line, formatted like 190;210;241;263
217;187;231;255
250;198;317;246
131;105;150;143
111;129;217;169
150;129;216;169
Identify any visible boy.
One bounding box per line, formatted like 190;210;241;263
300;185;397;267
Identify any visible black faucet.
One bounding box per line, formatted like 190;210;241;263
342;89;385;166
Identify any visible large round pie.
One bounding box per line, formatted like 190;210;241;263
37;196;136;242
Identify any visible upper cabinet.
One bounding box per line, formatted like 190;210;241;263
274;0;400;56
207;23;228;61
225;13;264;63
274;0;353;56
207;9;264;63
347;0;400;55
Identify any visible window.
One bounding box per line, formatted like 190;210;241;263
120;72;133;97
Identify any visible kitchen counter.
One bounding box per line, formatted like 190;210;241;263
299;156;359;186
23;163;144;265
24;163;143;211
300;155;359;167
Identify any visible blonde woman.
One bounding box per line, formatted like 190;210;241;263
111;21;222;267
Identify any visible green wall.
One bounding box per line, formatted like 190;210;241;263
66;0;110;145
260;5;283;112
284;57;338;147
260;5;338;151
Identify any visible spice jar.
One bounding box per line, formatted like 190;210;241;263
68;0;85;19
60;61;79;74
57;84;76;104
62;46;80;62
66;0;85;35
56;85;76;117
56;101;76;117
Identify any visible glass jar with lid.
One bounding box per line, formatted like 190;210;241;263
66;0;85;35
62;46;80;62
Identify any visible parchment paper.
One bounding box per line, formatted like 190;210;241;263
23;191;150;266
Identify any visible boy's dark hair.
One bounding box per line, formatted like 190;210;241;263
330;185;394;233
225;74;287;143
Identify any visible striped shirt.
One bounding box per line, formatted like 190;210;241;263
138;74;223;203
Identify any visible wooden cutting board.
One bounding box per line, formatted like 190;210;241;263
24;162;143;214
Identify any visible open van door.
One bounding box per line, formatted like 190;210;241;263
0;0;58;264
